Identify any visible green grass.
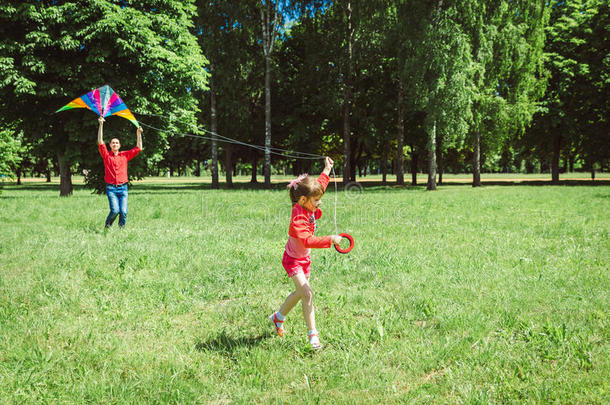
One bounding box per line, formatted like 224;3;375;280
0;182;608;403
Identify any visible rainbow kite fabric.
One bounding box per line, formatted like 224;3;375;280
56;85;139;128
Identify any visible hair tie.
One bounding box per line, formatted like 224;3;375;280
287;173;308;190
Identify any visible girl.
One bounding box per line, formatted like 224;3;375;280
269;157;342;349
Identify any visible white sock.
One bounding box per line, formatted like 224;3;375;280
308;329;319;343
275;311;285;321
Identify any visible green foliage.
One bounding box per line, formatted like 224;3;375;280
0;127;23;181
0;0;209;194
524;0;609;171
0;0;607;184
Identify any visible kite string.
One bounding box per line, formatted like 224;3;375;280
136;112;340;233
136;111;324;158
138;120;322;160
332;165;338;236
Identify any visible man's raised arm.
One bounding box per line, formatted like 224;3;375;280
136;126;143;150
98;116;105;145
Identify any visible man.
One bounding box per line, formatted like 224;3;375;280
97;116;143;228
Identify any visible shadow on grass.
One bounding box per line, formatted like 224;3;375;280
4;178;609;196
195;330;271;356
1;183;89;192
442;179;610;187
130;182;291;192
125;179;610;192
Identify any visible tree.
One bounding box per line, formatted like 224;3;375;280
528;0;609;181
404;0;473;190
196;2;259;188
462;1;549;186
259;0;286;187
0;0;208;196
580;1;610;174
275;4;339;173
0;126;23;186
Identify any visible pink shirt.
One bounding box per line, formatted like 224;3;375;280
284;173;332;258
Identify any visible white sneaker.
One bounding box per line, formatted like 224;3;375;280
308;331;321;349
269;313;285;337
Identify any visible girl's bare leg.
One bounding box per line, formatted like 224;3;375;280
279;291;300;316
289;272;315;331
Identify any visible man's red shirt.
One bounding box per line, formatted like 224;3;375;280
98;143;141;185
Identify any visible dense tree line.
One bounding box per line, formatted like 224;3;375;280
0;0;607;195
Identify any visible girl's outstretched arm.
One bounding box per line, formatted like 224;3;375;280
322;156;333;176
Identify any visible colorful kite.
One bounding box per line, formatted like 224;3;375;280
56;85;139;128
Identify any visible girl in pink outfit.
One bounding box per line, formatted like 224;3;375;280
270;157;342;349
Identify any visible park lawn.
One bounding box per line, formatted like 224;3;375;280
0;182;608;403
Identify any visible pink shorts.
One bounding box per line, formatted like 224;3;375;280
282;251;311;278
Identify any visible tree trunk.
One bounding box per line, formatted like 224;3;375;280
396;79;405;186
551;134;561;184
589;159;595;180
251;154;258;183
437;134;443;185
210;65;219;189
46;168;51;182
411;145;418;185
350;138;361;181
473;131;481;187
264;54;272;188
16;168;22;185
57;151;72;196
381;151;387;185
342;1;353;184
260;1;277;189
425;0;443;191
224;144;233;188
426;120;437;190
438;161;443;185
292;160;299;176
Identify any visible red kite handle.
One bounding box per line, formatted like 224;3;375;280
334;233;354;254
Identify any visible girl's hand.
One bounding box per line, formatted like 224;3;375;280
137;126;143;136
331;235;343;245
325;156;334;171
98;116;105;125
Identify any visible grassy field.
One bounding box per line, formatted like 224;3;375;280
0;181;608;403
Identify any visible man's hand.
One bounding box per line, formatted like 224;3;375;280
97;116;105;145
